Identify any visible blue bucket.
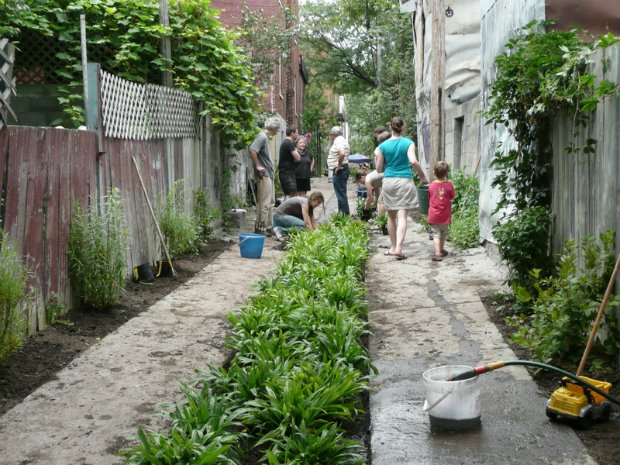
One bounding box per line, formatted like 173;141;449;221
239;233;265;259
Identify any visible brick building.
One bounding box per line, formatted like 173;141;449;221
211;0;308;127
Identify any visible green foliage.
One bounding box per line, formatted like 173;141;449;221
68;188;127;309
507;230;620;363
0;0;260;147
159;181;200;257
492;206;553;293
124;216;372;464
123;387;243;465
193;189;220;241
302;78;334;136
300;0;416;151
372;213;387;233
448;170;480;249
45;293;65;326
0;232;29;361
235;5;297;91
484;21;619;215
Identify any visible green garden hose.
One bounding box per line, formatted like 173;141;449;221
450;360;620;406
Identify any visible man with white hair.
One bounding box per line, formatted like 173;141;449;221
249;117;280;235
327;126;350;215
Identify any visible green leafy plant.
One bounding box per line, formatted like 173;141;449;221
508;230;620;363
372;213;388;234
68;188;127;309
124;215;372;464
193;189;220;241
265;421;366;465
0;231;29;360
492;206;553;294
483;22;618;286
159;181;200;257
123;387;243;465
483;21;619;215
45;293;65;325
0;0;260;147
448;170;479;249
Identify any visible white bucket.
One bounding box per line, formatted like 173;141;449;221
422;365;481;430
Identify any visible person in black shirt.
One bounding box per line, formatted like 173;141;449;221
278;126;300;199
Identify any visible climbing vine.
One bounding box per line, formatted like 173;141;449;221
0;0;260;147
484;21;619;295
483;21;619;215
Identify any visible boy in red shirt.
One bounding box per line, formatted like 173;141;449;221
427;161;455;261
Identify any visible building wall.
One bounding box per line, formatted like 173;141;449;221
211;0;306;127
479;0;545;243
444;95;481;174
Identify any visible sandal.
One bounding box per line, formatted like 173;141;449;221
440;250;448;257
394;254;408;261
432;255;443;262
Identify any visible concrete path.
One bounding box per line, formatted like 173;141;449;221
0;176;595;464
0;234;285;464
367;220;596;464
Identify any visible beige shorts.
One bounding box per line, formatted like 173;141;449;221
430;223;449;240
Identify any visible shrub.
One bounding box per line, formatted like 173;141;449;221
492;206;553;292
159;181;200;257
0;232;29;360
68;188;127;309
508;230;620;363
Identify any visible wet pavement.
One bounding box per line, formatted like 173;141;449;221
0;177;596;464
365;220;596;464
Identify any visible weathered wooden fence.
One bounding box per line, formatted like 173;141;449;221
0;126;97;331
550;44;620;255
0;66;252;332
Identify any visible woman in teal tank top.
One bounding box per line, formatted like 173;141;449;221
375;117;429;260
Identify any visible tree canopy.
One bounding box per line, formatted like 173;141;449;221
300;0;416;154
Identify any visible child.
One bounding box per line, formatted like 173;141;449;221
427;161;455;261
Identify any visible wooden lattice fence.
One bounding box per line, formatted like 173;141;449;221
100;70;197;140
0;38;16;130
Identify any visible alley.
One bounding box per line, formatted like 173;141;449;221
0;177;596;464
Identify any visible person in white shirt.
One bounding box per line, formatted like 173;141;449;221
327;126;350;215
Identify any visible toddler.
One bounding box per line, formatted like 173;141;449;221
427;161;455;261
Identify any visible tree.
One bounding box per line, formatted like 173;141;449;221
300;0;416;155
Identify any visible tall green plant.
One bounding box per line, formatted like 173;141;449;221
448;170;480;249
508;230;620;363
193;189;220;241
159;181;200;257
68;188;127;309
492;206;553;293
0;232;29;360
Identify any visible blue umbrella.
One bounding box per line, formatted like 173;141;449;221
349;153;372;163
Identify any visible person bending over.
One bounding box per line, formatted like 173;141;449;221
272;191;324;240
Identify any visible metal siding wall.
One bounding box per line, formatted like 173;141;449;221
479;0;545;242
